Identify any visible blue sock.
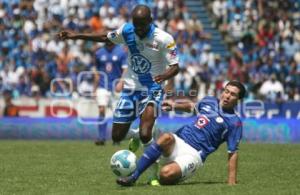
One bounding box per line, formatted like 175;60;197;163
131;143;162;180
98;117;107;141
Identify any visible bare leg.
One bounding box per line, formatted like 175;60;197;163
157;133;181;185
139;103;157;144
95;106;107;145
159;162;182;185
111;122;131;143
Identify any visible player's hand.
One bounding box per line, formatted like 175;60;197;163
153;74;167;84
228;181;237;185
57;31;75;40
161;99;174;112
115;81;124;93
227;179;237;185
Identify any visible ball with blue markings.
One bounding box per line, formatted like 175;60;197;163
110;150;137;177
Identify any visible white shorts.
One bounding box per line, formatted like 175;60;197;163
160;134;203;181
96;88;112;106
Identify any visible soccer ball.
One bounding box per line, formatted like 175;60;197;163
110;150;137;177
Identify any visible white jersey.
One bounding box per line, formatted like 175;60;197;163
107;23;179;91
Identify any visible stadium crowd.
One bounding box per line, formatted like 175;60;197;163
0;0;299;103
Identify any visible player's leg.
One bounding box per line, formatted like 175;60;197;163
95;105;107;145
159;134;203;185
116;133;175;186
111;122;131;143
127;106;158;153
159;155;200;185
111;90;137;143
95;88;110;146
128;121;160;152
159;162;182;185
139;103;161;184
139;103;156;144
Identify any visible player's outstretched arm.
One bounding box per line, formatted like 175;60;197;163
162;99;195;113
153;64;179;84
57;30;110;43
228;152;238;185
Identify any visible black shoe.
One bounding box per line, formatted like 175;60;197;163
116;176;136;186
94;140;105;146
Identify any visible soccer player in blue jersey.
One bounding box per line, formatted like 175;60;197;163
93;41;128;146
58;5;179;184
116;80;246;186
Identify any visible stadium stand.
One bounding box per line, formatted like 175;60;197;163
0;0;299;105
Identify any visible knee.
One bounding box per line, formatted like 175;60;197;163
159;166;178;185
158;133;175;147
139;130;152;144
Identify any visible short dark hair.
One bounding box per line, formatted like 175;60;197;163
225;80;246;99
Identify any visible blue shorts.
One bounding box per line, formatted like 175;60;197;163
113;89;164;123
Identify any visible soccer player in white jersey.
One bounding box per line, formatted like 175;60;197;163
58;5;179;185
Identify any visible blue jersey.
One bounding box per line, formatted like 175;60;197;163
176;96;243;162
95;45;127;91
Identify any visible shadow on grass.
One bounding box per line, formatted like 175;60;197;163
178;181;225;186
115;180;225;189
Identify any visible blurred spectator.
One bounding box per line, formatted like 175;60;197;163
89;12;103;32
211;0;227;28
259;74;284;102
1;0;300;102
174;68;193;96
103;7;119;30
228;14;246;42
3;89;19;117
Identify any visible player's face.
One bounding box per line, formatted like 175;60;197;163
132;17;151;39
220;85;240;109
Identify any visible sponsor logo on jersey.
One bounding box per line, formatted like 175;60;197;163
166;42;176;49
110;31;117;38
169;48;178;58
146;42;159;50
195;115;209;129
100;55;107;61
203;105;211;112
130;54;151;74
105;62;113;72
112;55;118;61
215;117;224;123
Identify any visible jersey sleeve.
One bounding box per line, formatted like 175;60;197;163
162;34;179;66
226;118;243;153
107;24;126;44
194;96;217;113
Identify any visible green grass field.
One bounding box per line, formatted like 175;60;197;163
0;141;300;195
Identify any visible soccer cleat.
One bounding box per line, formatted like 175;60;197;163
128;137;140;153
116;176;136;186
94;140;105;146
147;179;160;186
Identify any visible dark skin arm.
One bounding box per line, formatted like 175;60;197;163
57;31;112;43
153;64;179;84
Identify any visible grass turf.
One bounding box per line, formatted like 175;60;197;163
0;140;299;195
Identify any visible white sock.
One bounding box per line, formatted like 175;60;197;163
126;128;140;139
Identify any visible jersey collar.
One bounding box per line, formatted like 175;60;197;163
146;23;155;38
